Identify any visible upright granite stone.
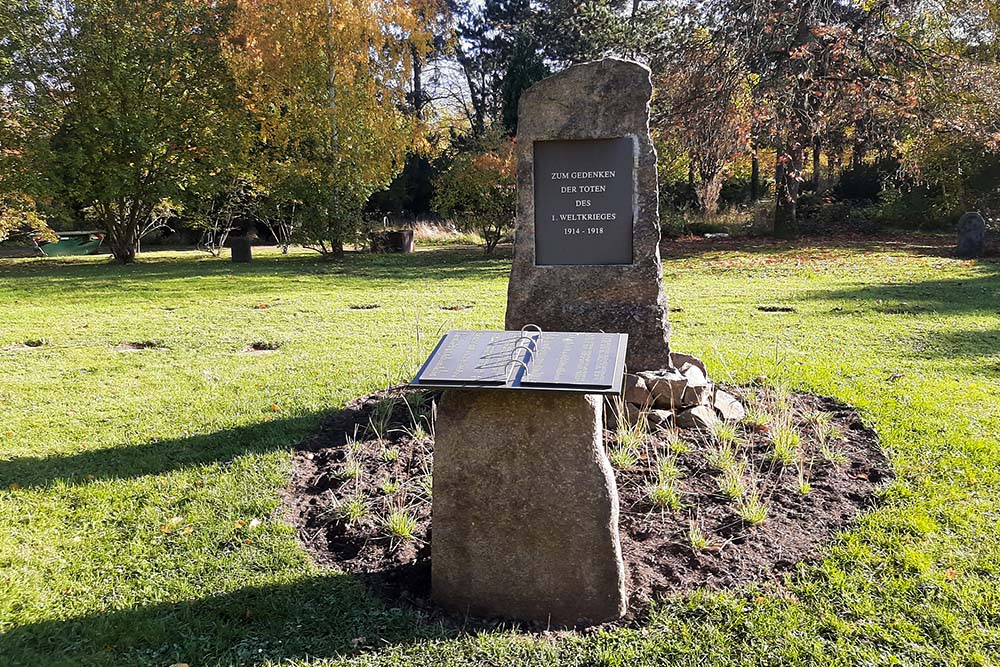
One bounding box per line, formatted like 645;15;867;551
957;211;986;259
432;390;627;625
505;58;672;371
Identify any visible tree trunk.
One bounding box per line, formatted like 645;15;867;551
773;146;802;237
750;147;760;202
411;43;424;119
812;136;821;190
695;170;723;216
852;119;866;170
105;218;138;264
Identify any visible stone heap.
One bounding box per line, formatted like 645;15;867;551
615;352;746;432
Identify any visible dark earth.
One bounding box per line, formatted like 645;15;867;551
283;383;890;626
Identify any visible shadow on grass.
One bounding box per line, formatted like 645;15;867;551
0;415;324;489
0;573;449;667
0;246;513;299
660;232;1000;260
802;269;1000;317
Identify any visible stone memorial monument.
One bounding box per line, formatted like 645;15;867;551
505;58;671;371
957;211;986;259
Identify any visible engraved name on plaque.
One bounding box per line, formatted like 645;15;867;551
532;137;635;266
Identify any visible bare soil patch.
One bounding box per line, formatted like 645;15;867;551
284;384;888;626
3;339;47;351
114;341;164;352
242;341;281;353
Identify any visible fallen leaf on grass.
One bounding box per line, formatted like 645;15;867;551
945;568;959;580
254;303;270;310
234;520;245;528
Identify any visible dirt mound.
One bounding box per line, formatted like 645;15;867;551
284;384;889;627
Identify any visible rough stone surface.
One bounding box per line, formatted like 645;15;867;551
714;389;747;421
670;352;706;376
504;58;672;371
623;374;651;406
646;409;674;429
957;211;986;258
433;390;627;625
638;368;689;410
679;364;710;407
676;405;719;431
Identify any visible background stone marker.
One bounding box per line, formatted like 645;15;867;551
957;211;986;258
432;389;627;625
505;58;672;371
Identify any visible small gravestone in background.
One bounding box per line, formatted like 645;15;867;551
230;236;252;263
957;211;986;259
505;58;672;371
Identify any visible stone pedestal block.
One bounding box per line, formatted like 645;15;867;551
432;390;627;625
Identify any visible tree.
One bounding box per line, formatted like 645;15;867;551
0;1;74;236
432;138;515;254
649;24;752;215
0;194;55;243
445;0;624;137
227;0;438;256
53;0;245;263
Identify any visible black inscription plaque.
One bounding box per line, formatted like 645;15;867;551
533;137;635;266
411;330;628;394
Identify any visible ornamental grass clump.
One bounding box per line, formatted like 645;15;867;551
336;496;367;524
736;490;769;526
339;458;363;480
688;521;711;552
719;461;747;500
647;481;682;511
743;405;772;432
647;453;683;511
712;421;740;447
707;442;738;471
368;397;396;440
769;423;801;465
382;505;419;544
609;445;639;470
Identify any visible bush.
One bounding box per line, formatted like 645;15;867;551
432;139;516;255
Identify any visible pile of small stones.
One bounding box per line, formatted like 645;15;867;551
612;352;746;431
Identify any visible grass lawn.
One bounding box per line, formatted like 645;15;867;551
1;239;999;666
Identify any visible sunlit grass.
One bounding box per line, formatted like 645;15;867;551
1;238;999;666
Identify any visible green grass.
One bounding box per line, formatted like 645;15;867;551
2;238;1000;665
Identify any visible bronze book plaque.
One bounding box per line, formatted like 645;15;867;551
411;329;628;395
